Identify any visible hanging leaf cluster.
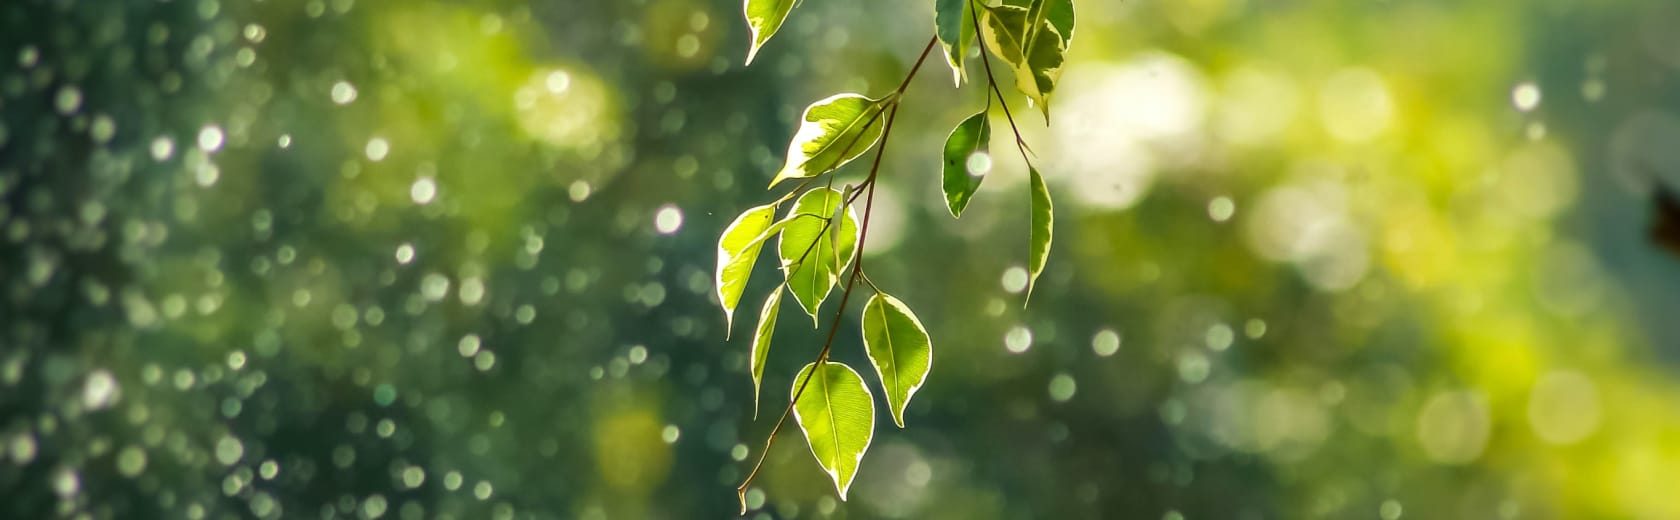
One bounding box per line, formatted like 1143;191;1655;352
723;0;1073;509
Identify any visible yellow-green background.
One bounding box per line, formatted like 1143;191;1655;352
3;0;1680;517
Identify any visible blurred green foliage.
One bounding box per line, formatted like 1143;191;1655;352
4;0;1680;518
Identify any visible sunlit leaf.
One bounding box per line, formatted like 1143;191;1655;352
1027;165;1053;303
769;94;889;188
941;112;991;218
749;289;781;417
716;203;779;335
861;293;932;428
743;0;797;65
978;5;1030;71
778;188;859;323
1025;0;1075;47
935;0;975;86
790;361;875;500
979;4;1067;121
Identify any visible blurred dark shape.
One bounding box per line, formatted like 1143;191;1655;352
1655;183;1680;258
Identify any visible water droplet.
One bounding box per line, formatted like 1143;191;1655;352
1092;329;1121;356
82;369;119;410
966;150;992;177
1001;267;1029;294
150;136;176;161
1380;500;1404;520
331;81;358;105
402;466;426;488
654;204;683;235
362;495;388;519
365;137;389;161
420;273;450;301
215;435;244;466
1005;326;1034;353
55;86;83;115
568;180;591;202
1206;323;1234;351
1512;82;1541;112
1049;373;1078;402
116;446;148;477
198;125;225;152
459;277;485;305
546;70;571;93
1207;196;1236;222
458;334;482;357
90;115;116;143
410;177;437;205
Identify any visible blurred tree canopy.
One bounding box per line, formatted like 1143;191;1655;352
4;0;1680;518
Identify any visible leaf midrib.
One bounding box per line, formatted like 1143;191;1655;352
873;300;900;401
818;365;841;466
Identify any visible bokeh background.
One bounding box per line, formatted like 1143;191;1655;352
6;0;1680;518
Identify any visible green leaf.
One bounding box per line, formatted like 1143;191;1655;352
749;289;781;418
790;361;875;500
979;4;1068;121
770;94;890;188
978;5;1030;71
935;0;975;86
861;293;933;428
1027;165;1053;303
743;0;797;65
941;112;991;218
1026;0;1075;47
716;203;779;336
778;187;859;323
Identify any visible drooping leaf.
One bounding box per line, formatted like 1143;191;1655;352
716;203;779;335
1027;165;1054;303
790;361;875;500
861;293;933;428
749;290;781;417
978;5;1030;70
770;94;890;188
1025;0;1075;47
935;0;976;86
778;188;859;323
743;0;797;65
941;112;991;218
979;4;1067;121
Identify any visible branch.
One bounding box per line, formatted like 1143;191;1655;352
735;34;938;514
969;0;1034;164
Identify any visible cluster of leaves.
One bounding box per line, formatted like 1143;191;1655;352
723;0;1073;510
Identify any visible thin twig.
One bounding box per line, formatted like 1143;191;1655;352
969;0;1034;163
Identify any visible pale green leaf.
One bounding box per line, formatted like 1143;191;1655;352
935;0;975;86
861;293;933;428
749;289;781;418
1025;0;1075;47
716;203;779;336
778;188;859;323
941;112;991;218
770;94;889;188
979;4;1067;121
743;0;796;65
1027;165;1053;303
791;361;875;500
978;5;1030;69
